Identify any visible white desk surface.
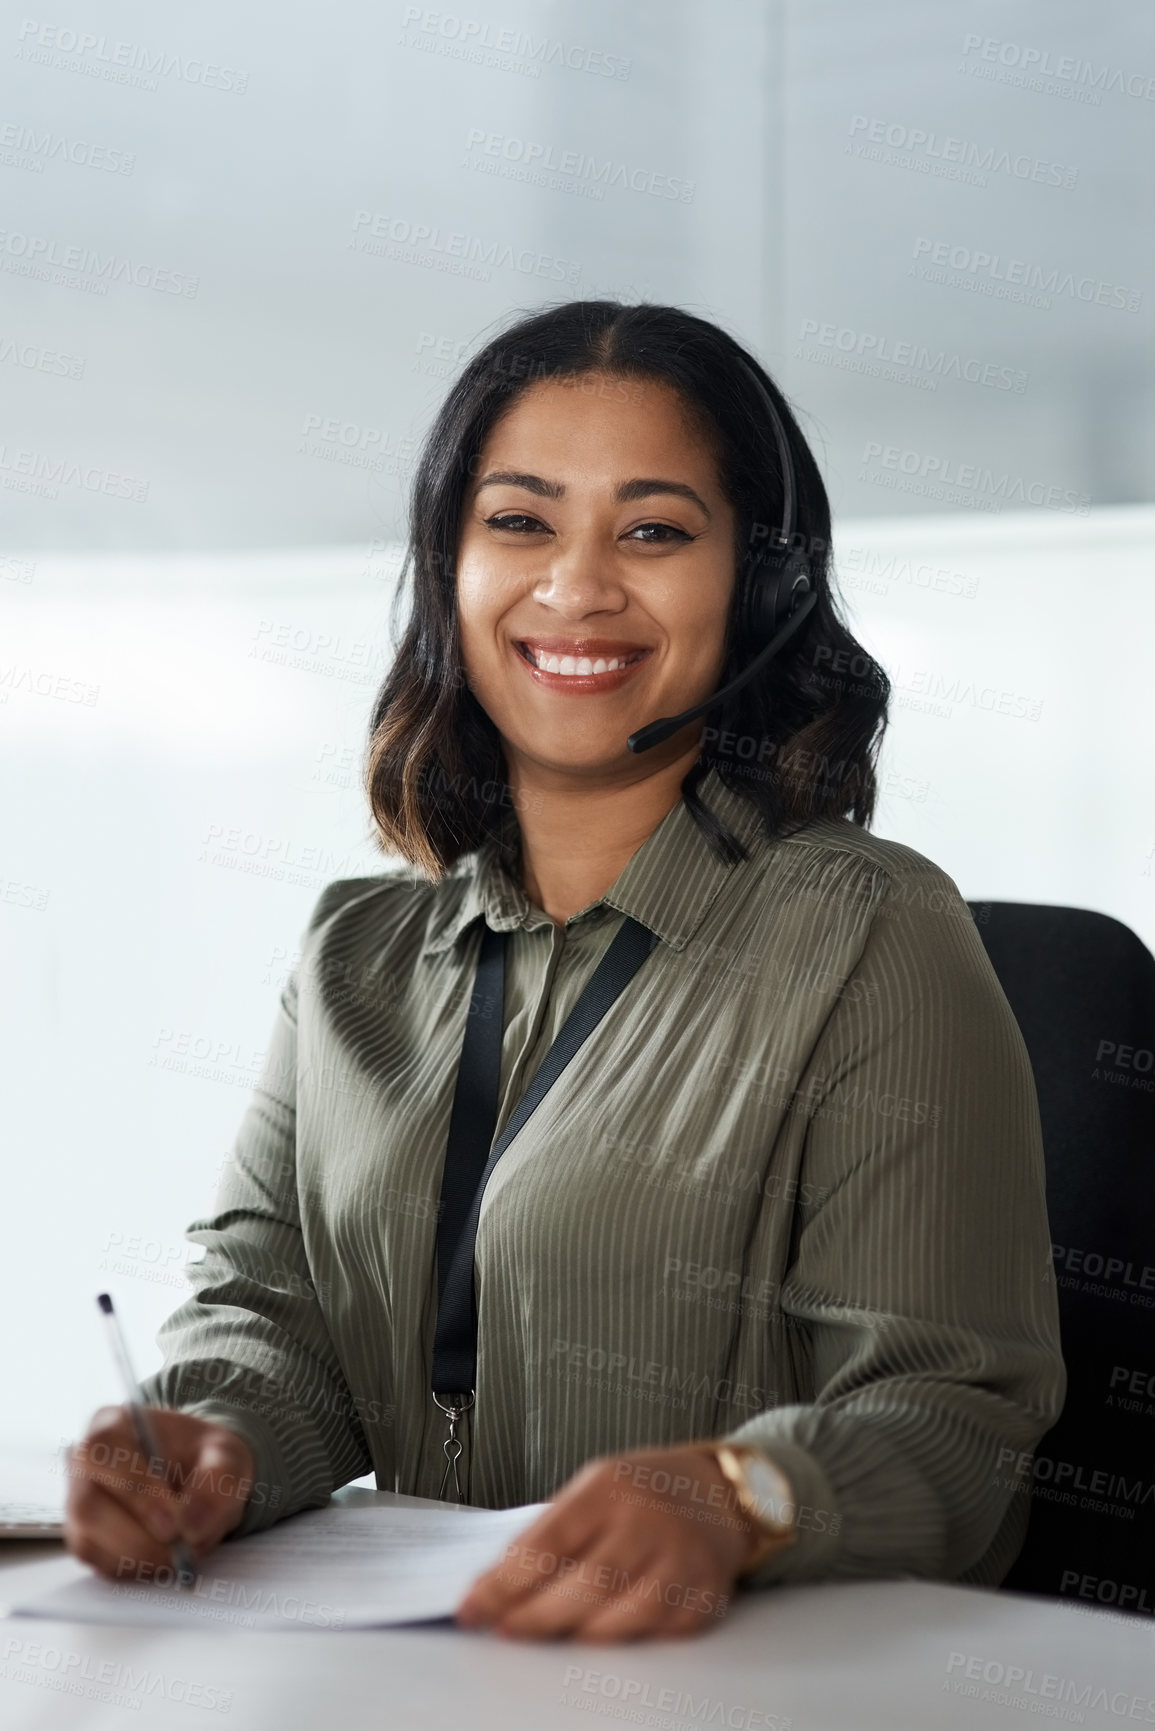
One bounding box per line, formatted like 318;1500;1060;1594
1;1488;1152;1730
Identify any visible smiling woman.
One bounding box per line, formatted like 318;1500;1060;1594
366;302;890;897
65;300;1065;1647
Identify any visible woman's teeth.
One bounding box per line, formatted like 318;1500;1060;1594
523;648;642;676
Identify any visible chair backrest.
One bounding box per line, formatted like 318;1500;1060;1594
969;901;1155;1619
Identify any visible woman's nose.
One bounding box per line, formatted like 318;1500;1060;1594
533;534;623;610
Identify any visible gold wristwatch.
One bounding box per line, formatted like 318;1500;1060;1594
698;1442;798;1575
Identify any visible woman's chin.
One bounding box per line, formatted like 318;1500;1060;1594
505;735;647;780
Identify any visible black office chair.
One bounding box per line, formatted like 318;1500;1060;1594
967;902;1155;1617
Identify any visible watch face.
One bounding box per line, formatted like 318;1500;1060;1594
745;1455;793;1530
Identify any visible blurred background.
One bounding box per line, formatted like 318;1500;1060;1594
2;0;1153;1464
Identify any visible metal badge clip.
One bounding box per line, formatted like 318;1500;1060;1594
432;1389;475;1501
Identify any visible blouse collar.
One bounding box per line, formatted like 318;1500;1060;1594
421;765;770;957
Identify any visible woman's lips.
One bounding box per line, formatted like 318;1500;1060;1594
514;641;653;693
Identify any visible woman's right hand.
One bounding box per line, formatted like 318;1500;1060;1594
64;1405;255;1582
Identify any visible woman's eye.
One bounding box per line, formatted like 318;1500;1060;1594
485;512;546;533
483;514;692;542
628;522;693;544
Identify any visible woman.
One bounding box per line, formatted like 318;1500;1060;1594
66;300;1065;1643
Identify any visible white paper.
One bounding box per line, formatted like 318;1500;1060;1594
8;1500;551;1631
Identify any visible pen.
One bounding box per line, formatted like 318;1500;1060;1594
95;1292;198;1590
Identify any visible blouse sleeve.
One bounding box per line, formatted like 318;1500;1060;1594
137;883;376;1537
718;854;1067;1589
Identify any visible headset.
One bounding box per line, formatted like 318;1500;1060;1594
625;357;819;755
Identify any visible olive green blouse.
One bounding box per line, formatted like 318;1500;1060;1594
141;766;1066;1591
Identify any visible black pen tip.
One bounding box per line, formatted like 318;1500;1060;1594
96;1292;113;1314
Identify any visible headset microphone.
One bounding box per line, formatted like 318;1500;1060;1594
625;589;816;753
626;359;817;756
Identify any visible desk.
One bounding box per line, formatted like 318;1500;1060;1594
2;1489;1152;1730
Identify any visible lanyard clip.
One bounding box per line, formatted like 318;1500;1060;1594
432;1389;474;1502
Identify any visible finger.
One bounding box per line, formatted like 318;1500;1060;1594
68;1408;177;1499
568;1536;727;1646
457;1494;611;1625
572;1565;684;1644
67;1428;183;1547
493;1535;664;1642
68;1413;153;1494
176;1432;253;1548
68;1410;252;1556
457;1533;569;1625
65;1481;179;1584
580;1598;705;1645
579;1556;730;1646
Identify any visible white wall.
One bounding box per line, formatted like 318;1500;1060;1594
839;505;1155;938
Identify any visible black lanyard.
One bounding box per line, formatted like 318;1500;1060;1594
430;912;660;1498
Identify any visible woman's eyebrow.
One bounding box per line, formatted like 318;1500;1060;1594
475;469;563;499
474;471;711;517
617;477;711;517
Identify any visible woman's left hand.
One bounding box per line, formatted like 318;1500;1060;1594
454;1443;758;1642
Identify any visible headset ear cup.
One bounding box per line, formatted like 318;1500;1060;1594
743;556;810;647
738;550;764;645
